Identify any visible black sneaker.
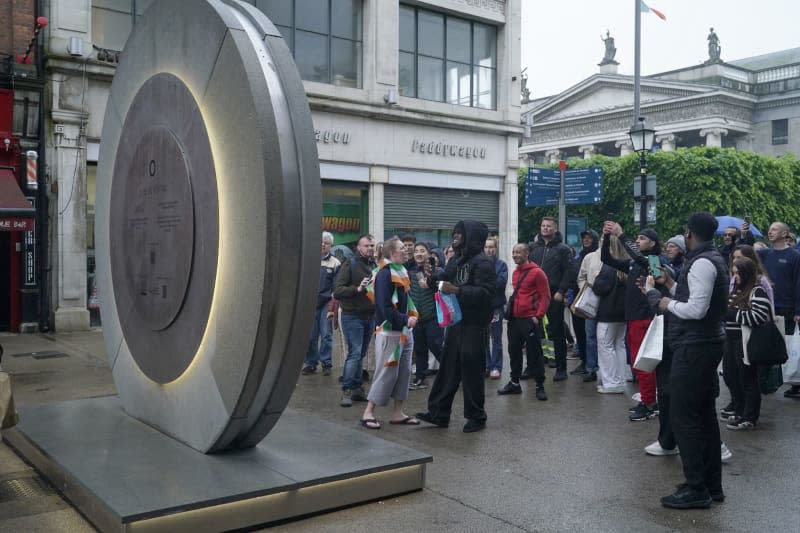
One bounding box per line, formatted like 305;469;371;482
535;386;548;401
322;366;332;376
785;385;800;398
726;418;756;430
552;369;567;382
661;485;712;509
519;367;531;380
570;363;588;375
546;359;557;368
301;366;316;375
497;381;522;395
582;371;597;382
629;401;644;413
416;412;448;428
720;403;735;417
629;403;657;421
463;419;486;433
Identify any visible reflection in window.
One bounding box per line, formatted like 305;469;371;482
253;0;363;88
399;5;497;109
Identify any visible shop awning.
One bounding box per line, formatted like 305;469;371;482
0;168;35;231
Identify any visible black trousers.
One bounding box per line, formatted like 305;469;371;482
545;298;567;371
573;314;587;365
507;317;545;385
724;330;761;423
670;342;723;493
413;318;443;380
426;322;488;423
656;341;675;450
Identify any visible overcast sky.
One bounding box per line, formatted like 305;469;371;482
521;0;800;99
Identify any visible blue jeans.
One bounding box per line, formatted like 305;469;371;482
341;313;374;391
304;305;333;369
584;318;598;372
486;308;503;371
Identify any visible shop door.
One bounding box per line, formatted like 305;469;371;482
0;232;9;330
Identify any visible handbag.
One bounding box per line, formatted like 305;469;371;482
435;284;462;327
0;371;19;430
504;269;531;320
633;314;664;371
570;283;599;319
745;304;788;366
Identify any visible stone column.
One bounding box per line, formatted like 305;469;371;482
545;149;561;164
501;142;520;286
700;128;728;148
656;133;676;152
615;139;633;156
579;145;596;159
369;166;388;242
51;109;90;331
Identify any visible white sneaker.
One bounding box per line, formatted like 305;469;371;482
645;441;679;456
596;385;625;394
721;442;733;462
631;392;641;402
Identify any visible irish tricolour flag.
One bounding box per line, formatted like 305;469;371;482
641;1;666;20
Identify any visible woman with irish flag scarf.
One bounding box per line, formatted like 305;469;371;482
360;237;420;429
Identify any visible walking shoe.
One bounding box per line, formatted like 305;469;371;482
720;403;735;417
416;412;448;428
463;419;486;433
629;403;657;421
660;485;712;509
351;387;368;402
720;442;733;462
340;390;353;407
784;385;800;398
552;369;568;382
629;401;645;413
497;381;522;395
409;377;428;390
597;385;625;394
582;371;597;382
569;363;588;375
674;483;725;503
519;367;531;380
301;366;316;375
322;366;332;376
645;441;679;456
546;359;557;368
726;418;756;430
489;369;501;379
535;386;548;401
650;402;660;416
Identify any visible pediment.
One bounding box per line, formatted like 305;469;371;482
534;77;713;123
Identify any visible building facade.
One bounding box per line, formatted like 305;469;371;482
37;0;522;331
520;48;800;164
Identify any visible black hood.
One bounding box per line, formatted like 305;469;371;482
454;220;489;259
581;229;599;249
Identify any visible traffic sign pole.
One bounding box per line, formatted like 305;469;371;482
558;160;567;233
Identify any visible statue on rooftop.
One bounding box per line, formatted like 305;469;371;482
706;27;722;63
600;30;618;65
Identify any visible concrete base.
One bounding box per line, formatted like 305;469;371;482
4;397;431;532
51;307;90;332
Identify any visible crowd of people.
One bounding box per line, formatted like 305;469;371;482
304;213;799;509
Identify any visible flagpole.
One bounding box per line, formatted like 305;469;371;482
634;0;641;125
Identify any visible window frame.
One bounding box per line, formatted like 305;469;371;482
399;5;497;110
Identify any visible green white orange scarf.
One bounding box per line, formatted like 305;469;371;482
369;262;419;367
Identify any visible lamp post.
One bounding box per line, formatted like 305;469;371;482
631;0;656;229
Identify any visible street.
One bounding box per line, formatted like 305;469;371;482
0;330;798;532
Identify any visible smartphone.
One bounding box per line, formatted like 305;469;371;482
744;215;751;224
648;255;662;278
606;212;615;221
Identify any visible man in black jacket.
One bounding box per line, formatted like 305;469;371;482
529;217;573;381
417;220;496;433
333;234;377;407
645;212;729;509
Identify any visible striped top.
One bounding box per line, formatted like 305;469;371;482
724;286;771;332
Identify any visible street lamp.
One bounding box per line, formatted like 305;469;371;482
629;117;656;229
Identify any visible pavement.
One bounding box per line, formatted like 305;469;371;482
0;331;799;532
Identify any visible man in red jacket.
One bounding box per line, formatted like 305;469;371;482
498;243;551;400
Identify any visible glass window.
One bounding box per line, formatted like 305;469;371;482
399;5;496;109
11;91;39;138
772;119;789;145
256;0;362;87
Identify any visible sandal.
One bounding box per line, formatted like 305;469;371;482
389;416;420;425
359;418;381;429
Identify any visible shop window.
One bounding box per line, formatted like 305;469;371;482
11;90;39;138
248;0;363;88
399;4;497;110
772;118;788;145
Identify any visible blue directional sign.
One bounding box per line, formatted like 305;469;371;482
525;167;603;207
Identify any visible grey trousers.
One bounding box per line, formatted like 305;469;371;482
367;331;414;406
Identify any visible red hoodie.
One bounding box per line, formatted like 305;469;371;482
511;261;551;319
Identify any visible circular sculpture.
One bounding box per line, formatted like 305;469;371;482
95;0;321;453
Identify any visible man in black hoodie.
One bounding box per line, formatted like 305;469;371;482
529;217;574;381
570;229;599;376
417;220;496;433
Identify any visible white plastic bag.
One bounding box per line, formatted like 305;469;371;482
782;329;800;384
634;315;663;372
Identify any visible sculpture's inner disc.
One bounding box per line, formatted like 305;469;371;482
121;127;194;332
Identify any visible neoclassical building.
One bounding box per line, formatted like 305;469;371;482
520;46;800;163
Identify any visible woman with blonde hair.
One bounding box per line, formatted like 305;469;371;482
360;237;419;428
592;235;628;393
